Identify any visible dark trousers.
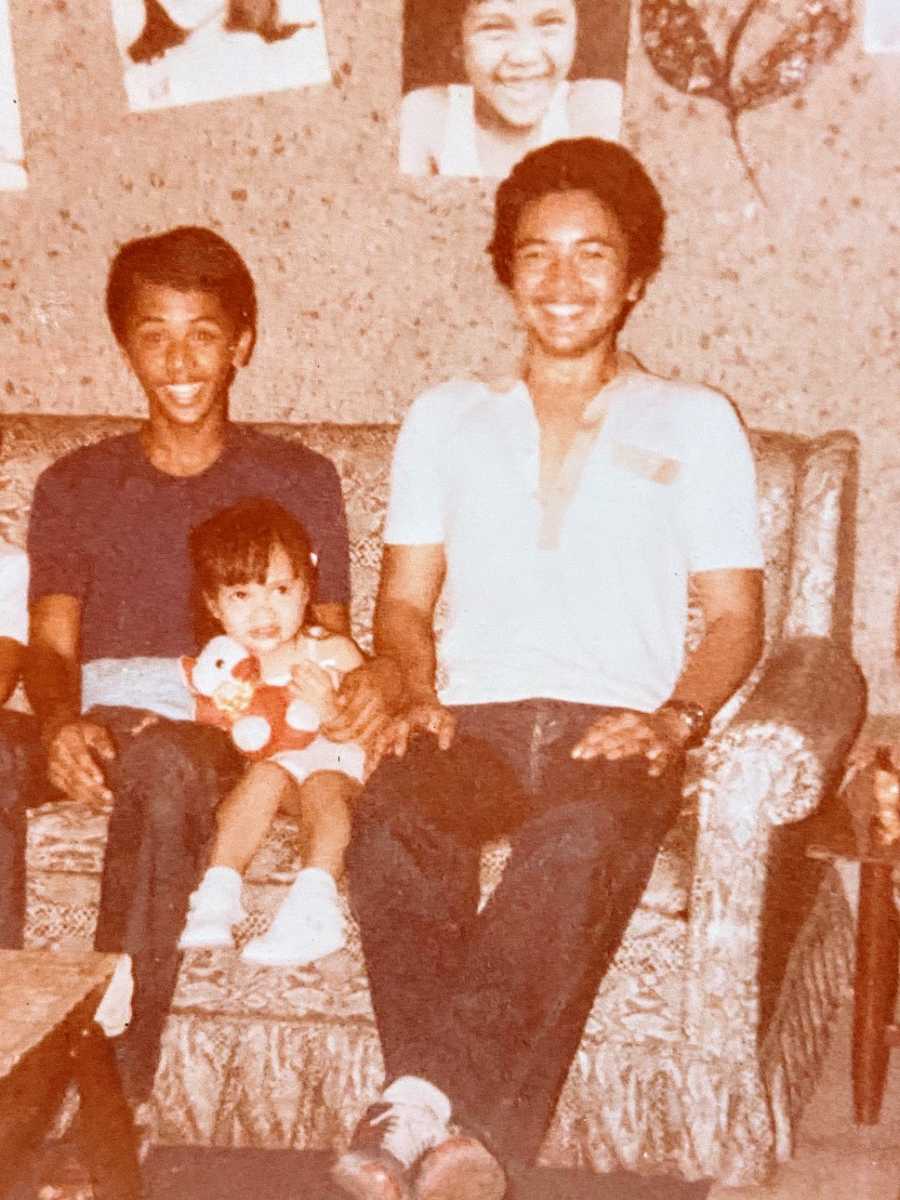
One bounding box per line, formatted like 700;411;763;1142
91;709;242;1103
0;710;44;949
346;700;684;1167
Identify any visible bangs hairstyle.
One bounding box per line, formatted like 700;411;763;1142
489;138;666;289
105;225;257;349
190;498;317;642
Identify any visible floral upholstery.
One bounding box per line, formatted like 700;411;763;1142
1;413;863;1186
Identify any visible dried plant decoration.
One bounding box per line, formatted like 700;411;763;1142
640;0;854;200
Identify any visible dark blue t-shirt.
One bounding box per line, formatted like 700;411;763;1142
28;427;350;662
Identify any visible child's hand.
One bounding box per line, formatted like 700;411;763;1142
290;660;336;720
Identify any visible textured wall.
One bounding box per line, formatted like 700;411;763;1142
0;1;897;708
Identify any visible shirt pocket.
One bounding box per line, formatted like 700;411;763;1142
612;441;681;485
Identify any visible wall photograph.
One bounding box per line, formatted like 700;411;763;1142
0;0;25;190
110;0;332;112
399;0;629;178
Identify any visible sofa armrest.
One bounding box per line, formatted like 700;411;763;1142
717;636;865;826
681;637;863;1051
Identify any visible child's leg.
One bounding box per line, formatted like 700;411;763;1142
210;760;296;873
241;771;359;967
284;768;358;879
179;761;295;950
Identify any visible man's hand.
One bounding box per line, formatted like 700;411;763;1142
321;657;405;749
571;709;688;777
45;718;116;808
381;692;457;758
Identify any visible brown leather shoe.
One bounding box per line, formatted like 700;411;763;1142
413;1133;507;1200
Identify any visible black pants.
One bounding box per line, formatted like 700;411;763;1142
91;708;242;1103
346;700;683;1167
0;710;44;949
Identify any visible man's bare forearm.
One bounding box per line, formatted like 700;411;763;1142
24;642;82;737
670;610;764;717
374;598;439;701
0;638;24;707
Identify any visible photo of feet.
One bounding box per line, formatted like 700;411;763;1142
110;0;332;112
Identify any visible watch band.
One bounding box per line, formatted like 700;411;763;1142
658;699;709;748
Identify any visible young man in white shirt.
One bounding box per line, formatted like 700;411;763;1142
332;138;765;1200
0;537;41;948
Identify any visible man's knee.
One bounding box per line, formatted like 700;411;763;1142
113;721;230;828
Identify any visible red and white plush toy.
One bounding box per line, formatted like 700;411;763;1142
181;635;321;761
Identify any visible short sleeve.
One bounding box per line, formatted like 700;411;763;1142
0;547;28;643
27;464;91;604
306;458;351;607
383;388;451;545
678;394;764;573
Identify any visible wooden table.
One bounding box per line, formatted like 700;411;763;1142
805;715;900;1124
0;949;142;1200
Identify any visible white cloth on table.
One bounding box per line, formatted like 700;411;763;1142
94;953;134;1039
0;541;28;643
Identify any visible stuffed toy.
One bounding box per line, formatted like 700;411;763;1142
181;635;322;761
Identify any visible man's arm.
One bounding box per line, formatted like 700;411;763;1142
573;568;764;770
0;636;24;707
309;602;351;637
371;543;455;752
321;544;450;750
25;594;115;805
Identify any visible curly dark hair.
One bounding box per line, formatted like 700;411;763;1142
105;225;257;349
488;137;666;288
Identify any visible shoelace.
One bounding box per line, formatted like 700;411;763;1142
368;1101;447;1169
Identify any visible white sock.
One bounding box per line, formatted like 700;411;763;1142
201;865;242;901
382;1076;452;1124
292;867;337;895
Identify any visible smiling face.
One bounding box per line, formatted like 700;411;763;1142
120;280;252;431
208;543;309;658
462;0;577;129
511;188;643;358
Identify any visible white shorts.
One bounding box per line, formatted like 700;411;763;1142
269;736;366;785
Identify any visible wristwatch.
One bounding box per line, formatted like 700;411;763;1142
658;699;709;749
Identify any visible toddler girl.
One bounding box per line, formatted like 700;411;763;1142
178;497;366;968
400;0;623;178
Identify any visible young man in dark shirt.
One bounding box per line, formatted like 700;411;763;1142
24;226;388;1103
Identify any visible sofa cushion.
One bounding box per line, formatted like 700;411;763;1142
26;800;694;925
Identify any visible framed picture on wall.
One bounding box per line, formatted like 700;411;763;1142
110;1;332;113
865;0;900;52
0;0;26;190
399;0;629;179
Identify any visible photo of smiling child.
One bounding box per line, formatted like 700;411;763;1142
0;0;26;190
400;0;628;178
110;0;332;113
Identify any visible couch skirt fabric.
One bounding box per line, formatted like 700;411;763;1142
24;801;852;1186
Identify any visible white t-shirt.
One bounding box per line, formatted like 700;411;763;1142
0;541;28;644
384;368;764;711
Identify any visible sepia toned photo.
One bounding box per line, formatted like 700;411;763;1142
1;0;898;1196
399;0;628;178
111;0;332;113
0;0;26;190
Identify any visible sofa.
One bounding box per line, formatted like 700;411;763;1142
0;412;865;1187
